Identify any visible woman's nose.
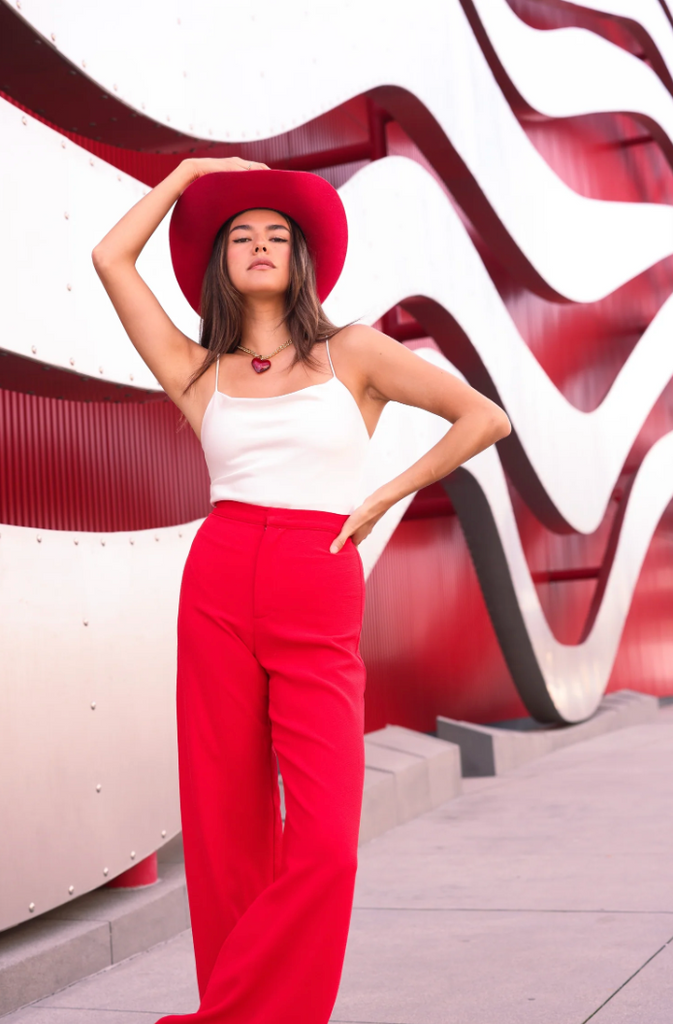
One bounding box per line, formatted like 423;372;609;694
254;244;267;252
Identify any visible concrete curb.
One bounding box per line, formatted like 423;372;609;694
436;689;659;777
0;725;461;1016
0;841;188;1017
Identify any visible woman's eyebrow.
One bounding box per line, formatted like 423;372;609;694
230;223;290;232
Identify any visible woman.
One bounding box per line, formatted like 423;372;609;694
92;155;510;1024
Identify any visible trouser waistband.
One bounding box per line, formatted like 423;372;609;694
211;500;349;533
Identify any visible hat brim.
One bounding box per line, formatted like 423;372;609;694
169;169;348;315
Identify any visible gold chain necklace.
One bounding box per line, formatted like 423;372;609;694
237;338;293;374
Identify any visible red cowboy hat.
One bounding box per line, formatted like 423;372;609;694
169;168;348;316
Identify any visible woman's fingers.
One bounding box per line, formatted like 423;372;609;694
329;525;352;554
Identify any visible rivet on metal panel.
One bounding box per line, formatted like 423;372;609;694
61;141;66;149
113;84;118;91
91;701;96;709
28;903;35;912
98;366;103;373
67;284;72;291
82;60;86;68
161;829;167;838
129;374;134;381
74;539;79;545
83;619;89;626
96;784;102;792
50;33;56;41
178;532;183;538
64;212;69;219
36;535;42;543
16;1;21;8
21;116;27;125
130;851;136;860
101;539;106;545
103;867;109;876
155;536;160;542
129;538;135;545
68;885;74;895
69;357;75;365
89;158;94;166
31;345;37;354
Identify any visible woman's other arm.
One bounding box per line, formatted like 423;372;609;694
330;324;511;552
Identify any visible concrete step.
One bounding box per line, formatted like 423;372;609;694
360;725;461;844
436;689;659;777
0;725;462;1016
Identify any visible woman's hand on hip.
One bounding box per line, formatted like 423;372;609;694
329;495;388;554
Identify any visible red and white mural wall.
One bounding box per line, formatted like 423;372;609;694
2;0;673;928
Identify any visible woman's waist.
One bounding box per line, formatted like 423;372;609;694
210;499;351;532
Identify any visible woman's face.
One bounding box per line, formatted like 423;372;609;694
226;208;292;296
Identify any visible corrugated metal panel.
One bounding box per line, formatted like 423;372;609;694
0;388;210;531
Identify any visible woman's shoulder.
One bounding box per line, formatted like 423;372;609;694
327;322;394;359
325;323;403;391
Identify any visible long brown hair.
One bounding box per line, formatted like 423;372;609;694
181;207;352;396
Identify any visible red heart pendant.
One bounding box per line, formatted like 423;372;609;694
251;357;271;374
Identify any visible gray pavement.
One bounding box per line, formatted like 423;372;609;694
3;708;673;1024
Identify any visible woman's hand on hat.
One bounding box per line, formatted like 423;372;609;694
329;494;388;554
183;156;270;183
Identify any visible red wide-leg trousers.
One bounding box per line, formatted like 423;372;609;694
156;500;367;1024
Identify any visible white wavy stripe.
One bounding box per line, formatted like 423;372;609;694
9;0;673;302
562;1;673;86
357;348;673;723
471;0;673;148
325;156;673;536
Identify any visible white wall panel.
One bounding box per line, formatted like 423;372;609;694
0;518;201;930
0;97;199;388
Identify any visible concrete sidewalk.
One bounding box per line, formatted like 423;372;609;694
3;708;672;1024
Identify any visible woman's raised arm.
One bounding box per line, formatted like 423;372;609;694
91;156;267;405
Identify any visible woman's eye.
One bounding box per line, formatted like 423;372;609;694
270;237;288;243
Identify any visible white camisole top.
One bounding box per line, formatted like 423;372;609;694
200;339;371;514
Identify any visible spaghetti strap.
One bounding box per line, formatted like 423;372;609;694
215;356;220;394
325;337;336;379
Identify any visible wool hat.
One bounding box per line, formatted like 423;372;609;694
169;168;348;316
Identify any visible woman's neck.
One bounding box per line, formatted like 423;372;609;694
240;295;288;353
